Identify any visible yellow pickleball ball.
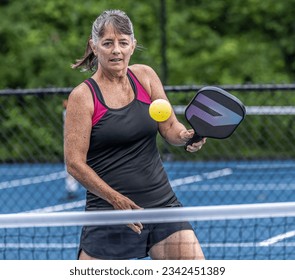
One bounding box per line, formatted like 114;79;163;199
149;99;172;122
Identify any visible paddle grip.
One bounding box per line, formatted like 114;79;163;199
185;133;203;150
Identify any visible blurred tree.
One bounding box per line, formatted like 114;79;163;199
1;0;295;88
166;0;295;85
0;0;161;88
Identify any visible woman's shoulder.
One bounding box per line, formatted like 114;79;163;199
68;81;93;109
128;64;160;89
69;81;90;98
129;64;156;76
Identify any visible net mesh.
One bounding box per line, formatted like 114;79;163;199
1;203;295;260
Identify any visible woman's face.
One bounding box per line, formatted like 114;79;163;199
92;24;136;72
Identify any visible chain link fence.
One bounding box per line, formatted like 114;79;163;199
1;84;295;214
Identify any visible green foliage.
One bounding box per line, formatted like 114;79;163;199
166;0;295;84
0;95;64;162
1;0;295;88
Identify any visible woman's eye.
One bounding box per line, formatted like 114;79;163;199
103;42;112;47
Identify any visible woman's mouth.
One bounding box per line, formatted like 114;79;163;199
110;58;122;62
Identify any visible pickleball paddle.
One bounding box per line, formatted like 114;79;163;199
185;86;246;148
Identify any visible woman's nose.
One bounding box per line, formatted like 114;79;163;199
112;42;121;54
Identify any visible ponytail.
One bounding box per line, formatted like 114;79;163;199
71;36;98;72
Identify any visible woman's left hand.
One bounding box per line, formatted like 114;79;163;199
180;129;207;152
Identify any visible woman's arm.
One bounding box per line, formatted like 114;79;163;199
130;64;206;152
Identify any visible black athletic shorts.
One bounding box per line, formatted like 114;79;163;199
78;220;193;260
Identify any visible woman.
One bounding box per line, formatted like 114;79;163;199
64;9;206;260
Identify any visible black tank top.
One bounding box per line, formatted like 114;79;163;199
84;69;177;210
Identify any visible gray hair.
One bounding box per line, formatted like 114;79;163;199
72;10;135;71
91;10;135;44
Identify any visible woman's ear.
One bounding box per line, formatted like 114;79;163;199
89;39;97;56
131;39;137;55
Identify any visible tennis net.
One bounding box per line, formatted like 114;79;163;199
1;202;295;260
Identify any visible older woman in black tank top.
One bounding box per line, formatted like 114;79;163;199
64;9;206;260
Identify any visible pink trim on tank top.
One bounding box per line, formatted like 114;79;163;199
85;70;150;126
84;80;108;126
127;69;151;104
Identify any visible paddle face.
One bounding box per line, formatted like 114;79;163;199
185;86;246;145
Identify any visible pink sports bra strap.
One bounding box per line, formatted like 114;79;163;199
127;69;151;104
84;79;108;126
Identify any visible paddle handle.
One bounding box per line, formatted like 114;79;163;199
185;133;203;150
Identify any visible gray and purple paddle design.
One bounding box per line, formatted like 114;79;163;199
185;86;246;148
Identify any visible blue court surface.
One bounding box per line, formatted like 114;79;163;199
1;160;295;260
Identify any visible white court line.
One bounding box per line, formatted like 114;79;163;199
2;166;294;194
1;168;232;191
25;200;86;213
21;169;232;213
10;167;294;214
258;230;295;246
171;168;233;188
19;167;294;212
0;171;66;190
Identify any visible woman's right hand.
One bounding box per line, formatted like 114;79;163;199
111;193;143;234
